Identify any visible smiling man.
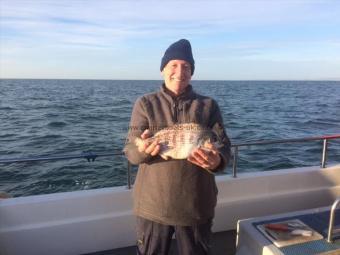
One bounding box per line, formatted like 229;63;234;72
160;39;194;96
124;39;231;255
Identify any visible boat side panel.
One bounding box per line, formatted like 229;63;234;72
0;165;339;254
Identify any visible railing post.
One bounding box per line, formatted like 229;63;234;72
321;138;328;168
127;161;132;189
327;198;340;243
232;146;238;178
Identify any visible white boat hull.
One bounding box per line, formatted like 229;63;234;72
1;164;339;255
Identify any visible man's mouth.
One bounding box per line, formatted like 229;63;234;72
171;77;184;82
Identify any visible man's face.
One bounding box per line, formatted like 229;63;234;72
162;59;192;96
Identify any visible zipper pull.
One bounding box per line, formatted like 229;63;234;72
173;101;178;123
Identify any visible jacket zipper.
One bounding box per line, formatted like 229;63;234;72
173;100;178;123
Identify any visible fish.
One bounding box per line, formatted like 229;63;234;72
134;123;222;160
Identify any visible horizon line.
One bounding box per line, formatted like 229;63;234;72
1;78;340;82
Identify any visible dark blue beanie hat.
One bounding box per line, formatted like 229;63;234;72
160;39;195;75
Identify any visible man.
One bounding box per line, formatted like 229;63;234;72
124;39;231;255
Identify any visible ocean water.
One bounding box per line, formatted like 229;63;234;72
0;79;339;197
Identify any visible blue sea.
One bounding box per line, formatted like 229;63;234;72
0;79;339;197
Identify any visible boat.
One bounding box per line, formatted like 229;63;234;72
0;135;339;255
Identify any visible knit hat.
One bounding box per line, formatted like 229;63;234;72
160;39;195;75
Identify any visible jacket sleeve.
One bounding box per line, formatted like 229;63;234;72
209;100;231;172
123;97;152;165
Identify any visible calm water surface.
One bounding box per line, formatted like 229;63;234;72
0;79;339;197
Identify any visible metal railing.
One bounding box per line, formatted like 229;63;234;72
0;134;339;189
231;134;340;177
327;197;340;243
0;151;133;189
0;151;118;164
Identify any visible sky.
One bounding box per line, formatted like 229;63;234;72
1;0;340;80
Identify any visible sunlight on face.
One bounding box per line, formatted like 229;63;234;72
162;60;192;96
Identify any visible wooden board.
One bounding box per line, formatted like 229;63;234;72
257;219;324;248
316;249;340;255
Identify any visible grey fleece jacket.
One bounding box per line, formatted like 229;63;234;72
124;84;231;226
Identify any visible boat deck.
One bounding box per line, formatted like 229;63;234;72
85;230;236;255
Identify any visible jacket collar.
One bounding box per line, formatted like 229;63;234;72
160;83;195;101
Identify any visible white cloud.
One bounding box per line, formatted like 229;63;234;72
1;0;340;79
3;1;340;40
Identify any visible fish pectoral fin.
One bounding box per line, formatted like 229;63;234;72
160;154;170;160
160;143;174;151
159;145;173;160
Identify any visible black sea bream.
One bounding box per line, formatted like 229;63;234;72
135;123;221;159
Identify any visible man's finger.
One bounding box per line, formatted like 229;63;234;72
195;149;211;162
188;155;210;169
145;140;159;154
141;129;151;139
191;151;208;165
188;155;199;165
150;145;161;156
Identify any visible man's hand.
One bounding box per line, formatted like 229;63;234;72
137;129;161;157
187;143;221;172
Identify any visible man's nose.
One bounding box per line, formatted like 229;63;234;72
176;65;185;76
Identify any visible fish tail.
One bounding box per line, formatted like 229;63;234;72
213;141;224;148
135;137;144;147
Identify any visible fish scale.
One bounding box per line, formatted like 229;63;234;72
135;123;221;159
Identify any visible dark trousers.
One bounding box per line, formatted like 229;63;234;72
136;216;213;255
